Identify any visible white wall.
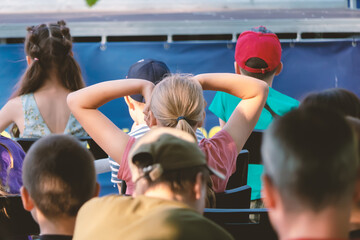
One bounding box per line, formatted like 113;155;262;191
0;0;348;13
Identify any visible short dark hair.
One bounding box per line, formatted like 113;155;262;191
22;135;96;219
240;57;277;80
262;106;358;212
301;88;360;118
136;163;215;207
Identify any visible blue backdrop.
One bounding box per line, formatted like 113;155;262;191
1;40;359;134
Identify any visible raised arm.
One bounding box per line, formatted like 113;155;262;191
195;73;268;152
67;79;154;162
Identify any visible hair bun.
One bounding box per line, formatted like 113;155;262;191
57;20;66;27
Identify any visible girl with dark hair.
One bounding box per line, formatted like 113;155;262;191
0;20;87;138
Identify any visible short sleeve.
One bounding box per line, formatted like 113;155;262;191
199;130;238;192
117;136;136;195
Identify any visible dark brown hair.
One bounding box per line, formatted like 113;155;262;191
301;88;360;118
137;165;216;208
22;135;96;218
11;20;85;98
262;106;358;212
240;57;277;80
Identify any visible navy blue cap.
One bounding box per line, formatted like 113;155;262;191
128;59;170;103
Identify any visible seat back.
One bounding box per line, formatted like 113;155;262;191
0;195;39;238
204;208;278;240
243;130;263;164
215;185;251;209
16;137;107;160
78;137;107;159
226;150;249;189
15;138;36;153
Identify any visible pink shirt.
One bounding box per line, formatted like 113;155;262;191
117;129;238;195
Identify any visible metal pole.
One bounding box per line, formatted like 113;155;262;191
349;0;357;9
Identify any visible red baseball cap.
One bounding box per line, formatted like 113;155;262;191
235;26;281;74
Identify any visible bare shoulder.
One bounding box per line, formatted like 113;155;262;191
2;97;22;111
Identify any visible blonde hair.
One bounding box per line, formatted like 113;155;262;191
150;74;205;140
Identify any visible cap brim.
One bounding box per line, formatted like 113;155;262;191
207;166;226;180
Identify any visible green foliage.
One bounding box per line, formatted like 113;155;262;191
86;0;98;7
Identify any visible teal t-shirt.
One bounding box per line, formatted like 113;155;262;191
208;87;299;200
209;87;299;130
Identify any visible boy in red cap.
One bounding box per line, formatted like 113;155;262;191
209;26;299;201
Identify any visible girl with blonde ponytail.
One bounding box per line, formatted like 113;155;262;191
68;72;268;195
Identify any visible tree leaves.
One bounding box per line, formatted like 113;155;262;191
86;0;98;7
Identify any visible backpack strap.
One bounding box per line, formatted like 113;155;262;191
264;103;280;119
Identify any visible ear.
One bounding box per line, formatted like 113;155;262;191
94;182;100;197
26;56;31;66
194;172;204;200
148;111;157;127
275;62;283;76
125;96;135;110
353;174;360;204
70;51;74;57
234;61;241;75
20;186;35;212
262;175;277;209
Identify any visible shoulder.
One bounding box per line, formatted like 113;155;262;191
199;129;236;151
165;208;234;240
268;88;299;105
0;97;23;120
3;97;22;110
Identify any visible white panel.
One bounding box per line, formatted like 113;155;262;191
0;0;348;13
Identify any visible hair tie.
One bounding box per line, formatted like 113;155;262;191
177;116;186;122
34;58;39;61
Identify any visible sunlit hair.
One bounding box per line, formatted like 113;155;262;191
149;74;205;140
11;20;85;98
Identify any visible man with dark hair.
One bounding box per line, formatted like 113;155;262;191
73;128;233;240
20;135;99;239
261;107;358;239
209;26;299;201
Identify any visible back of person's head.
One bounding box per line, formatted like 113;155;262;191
301;88;360;118
235;26;281;80
149;74;205;140
262;106;358;212
12;20;85;98
128;127;224;210
128;58;170;103
22;134;96;219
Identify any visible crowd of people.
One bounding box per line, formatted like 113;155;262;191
0;20;359;240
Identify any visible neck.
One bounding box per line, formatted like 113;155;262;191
143;184;197;211
36;211;75;236
37;70;67;91
277;207;350;240
263;77;274;87
132;112;147;127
